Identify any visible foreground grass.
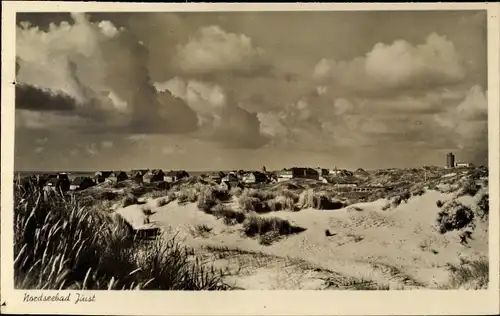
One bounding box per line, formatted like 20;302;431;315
443;257;489;289
14;186;229;290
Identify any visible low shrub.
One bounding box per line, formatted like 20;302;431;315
411;187;426;197
436;200;445;208
189;224;213;238
157;197;172;207
298;189;344;210
267;195;298;212
477;194;489;220
131;186;149;198
197;186;231;213
238;195;270;213
457;178;480;197
212;204;246;225
243;215;305;238
241;188;276;201
122;193;139;207
436;200;475;234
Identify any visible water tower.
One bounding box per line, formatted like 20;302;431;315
446;153;455;168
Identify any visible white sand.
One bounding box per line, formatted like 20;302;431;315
113;189;488;290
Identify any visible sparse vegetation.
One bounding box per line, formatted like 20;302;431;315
242;215;306;241
457;178;480;197
298;189;344;210
197;185;231;213
211;204;246;225
444;257;488;289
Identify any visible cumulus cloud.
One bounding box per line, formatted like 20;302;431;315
434;85;488;163
172;25;269;77
314;33;466;93
16;13;197;135
156;77;268;148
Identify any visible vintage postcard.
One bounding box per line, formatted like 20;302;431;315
1;1;499;315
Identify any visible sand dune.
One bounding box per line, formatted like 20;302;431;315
114;187;488;290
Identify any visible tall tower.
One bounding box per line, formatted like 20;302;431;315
446;153;455;168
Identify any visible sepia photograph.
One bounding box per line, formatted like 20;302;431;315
1;2;500;316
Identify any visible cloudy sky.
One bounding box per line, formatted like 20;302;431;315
14;10;488;171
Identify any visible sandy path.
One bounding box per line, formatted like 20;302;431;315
113;189;488;290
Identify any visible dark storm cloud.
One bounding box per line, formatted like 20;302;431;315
15;84;77;111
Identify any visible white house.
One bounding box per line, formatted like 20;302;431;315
334;183;358;188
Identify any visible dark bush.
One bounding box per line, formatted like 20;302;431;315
477;194;489;220
436;200;475;234
122;194;139;207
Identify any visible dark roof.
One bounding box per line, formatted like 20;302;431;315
96;171;113;178
147;169;164;175
248;171;267;177
71;176;93;185
46;178;58;185
131;169;149;176
166;170;189;177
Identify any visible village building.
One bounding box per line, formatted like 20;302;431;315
316;168;329;177
70;176;95;191
208;172;225;184
354;168;370;178
110;171;129;183
144;169;165;183
94;171;128;183
277;169;293;182
130;169;149;182
242;171;268;184
278;167;320;182
455;162;473;168
164;170;190;183
94;171;113;184
44;174;70;193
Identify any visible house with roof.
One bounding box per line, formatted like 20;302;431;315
281;167;320;181
242;171;268;184
354;168;370;178
109;171;129;183
130;169;149;182
43;175;70;193
144;169;165;183
94;171;113;184
70;176;95;191
208;171;225;184
164;170;190;183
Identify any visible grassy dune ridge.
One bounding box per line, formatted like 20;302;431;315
13;184;229;290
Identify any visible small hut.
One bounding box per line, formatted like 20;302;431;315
130;169;149;182
144;169;165;183
164;170;190;183
70;176;95;191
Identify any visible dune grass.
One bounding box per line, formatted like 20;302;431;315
444;257;488;289
14;185;229;290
